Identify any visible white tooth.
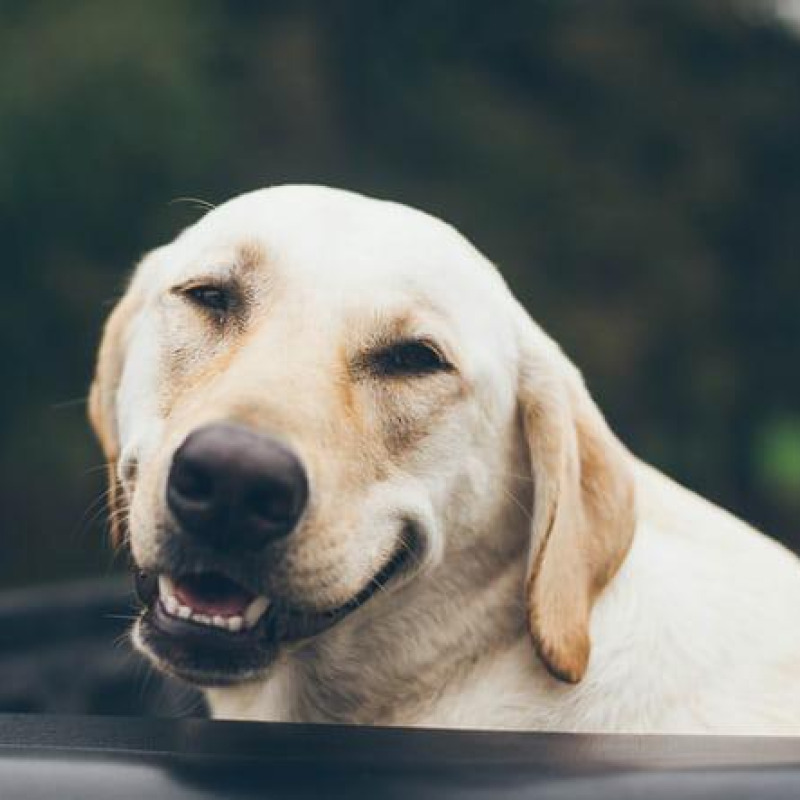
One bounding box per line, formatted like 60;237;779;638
177;605;192;620
158;575;175;597
244;596;270;629
193;613;212;626
164;595;179;615
212;615;227;629
227;616;244;633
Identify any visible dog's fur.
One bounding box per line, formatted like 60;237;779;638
90;185;800;733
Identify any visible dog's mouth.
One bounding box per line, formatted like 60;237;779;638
156;573;269;633
135;539;415;686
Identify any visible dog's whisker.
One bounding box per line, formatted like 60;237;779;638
398;534;422;567
499;485;533;523
174;690;208;718
77;495;111;529
105;613;140;624
135;657;160;706
104;511;131;532
106;503;131;519
369;573;389;595
50;396;88;410
74;488;122;540
81;462;118;477
168;196;217;213
483;468;536;483
112;628;135;651
81;484;114;510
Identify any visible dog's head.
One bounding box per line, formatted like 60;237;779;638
89;186;635;687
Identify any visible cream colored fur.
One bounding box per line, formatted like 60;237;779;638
90;185;800;734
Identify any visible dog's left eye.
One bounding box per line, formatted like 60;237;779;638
181;285;233;314
371;340;452;377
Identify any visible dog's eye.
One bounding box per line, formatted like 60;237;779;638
182;285;233;314
371;340;452;377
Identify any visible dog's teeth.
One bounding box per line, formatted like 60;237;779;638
153;574;260;633
158;575;175;597
244;596;270;629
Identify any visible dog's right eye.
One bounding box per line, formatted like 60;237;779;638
368;339;453;378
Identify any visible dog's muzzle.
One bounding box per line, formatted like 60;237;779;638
134;422;416;686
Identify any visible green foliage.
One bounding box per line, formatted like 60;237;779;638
756;416;800;499
0;0;798;587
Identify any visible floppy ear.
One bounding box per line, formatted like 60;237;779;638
88;276;145;547
519;333;636;684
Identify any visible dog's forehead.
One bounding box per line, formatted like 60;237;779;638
144;185;523;381
171;186;506;309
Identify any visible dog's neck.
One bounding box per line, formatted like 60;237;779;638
206;524;530;726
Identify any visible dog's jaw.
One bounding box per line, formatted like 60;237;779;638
205;537;531;725
131;525;422;687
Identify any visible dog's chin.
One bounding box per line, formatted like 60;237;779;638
132;538;416;688
134;608;280;687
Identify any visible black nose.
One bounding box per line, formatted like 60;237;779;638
167;423;308;552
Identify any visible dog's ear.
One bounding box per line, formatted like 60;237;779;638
88;263;151;546
518;324;636;684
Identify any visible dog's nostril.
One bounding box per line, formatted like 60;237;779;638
246;485;298;525
172;462;215;502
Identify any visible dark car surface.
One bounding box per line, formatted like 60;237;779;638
1;713;800;799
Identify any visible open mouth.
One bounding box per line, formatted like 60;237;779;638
135;539;415;686
157;573;270;634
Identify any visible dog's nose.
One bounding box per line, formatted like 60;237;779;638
167;423;308;551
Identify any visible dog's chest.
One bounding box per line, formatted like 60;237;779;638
206;664;299;722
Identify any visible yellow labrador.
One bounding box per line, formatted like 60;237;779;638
90;185;800;733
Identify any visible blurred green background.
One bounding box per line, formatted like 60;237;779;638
0;0;798;590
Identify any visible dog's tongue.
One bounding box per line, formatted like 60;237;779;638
173;573;254;617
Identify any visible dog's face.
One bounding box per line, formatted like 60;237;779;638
90;186;635;688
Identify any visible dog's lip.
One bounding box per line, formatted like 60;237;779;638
271;541;414;642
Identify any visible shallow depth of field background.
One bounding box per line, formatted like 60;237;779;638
1;0;798;589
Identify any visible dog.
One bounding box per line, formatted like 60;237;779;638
89;185;800;733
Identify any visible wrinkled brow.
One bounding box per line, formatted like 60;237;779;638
236;240;267;271
358;310;420;351
193;240;267;275
354;292;450;345
171;240;268;288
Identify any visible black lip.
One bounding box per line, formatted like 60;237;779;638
135;571;158;606
140;602;278;687
152;599;257;649
271;541;413;642
135;535;416;686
